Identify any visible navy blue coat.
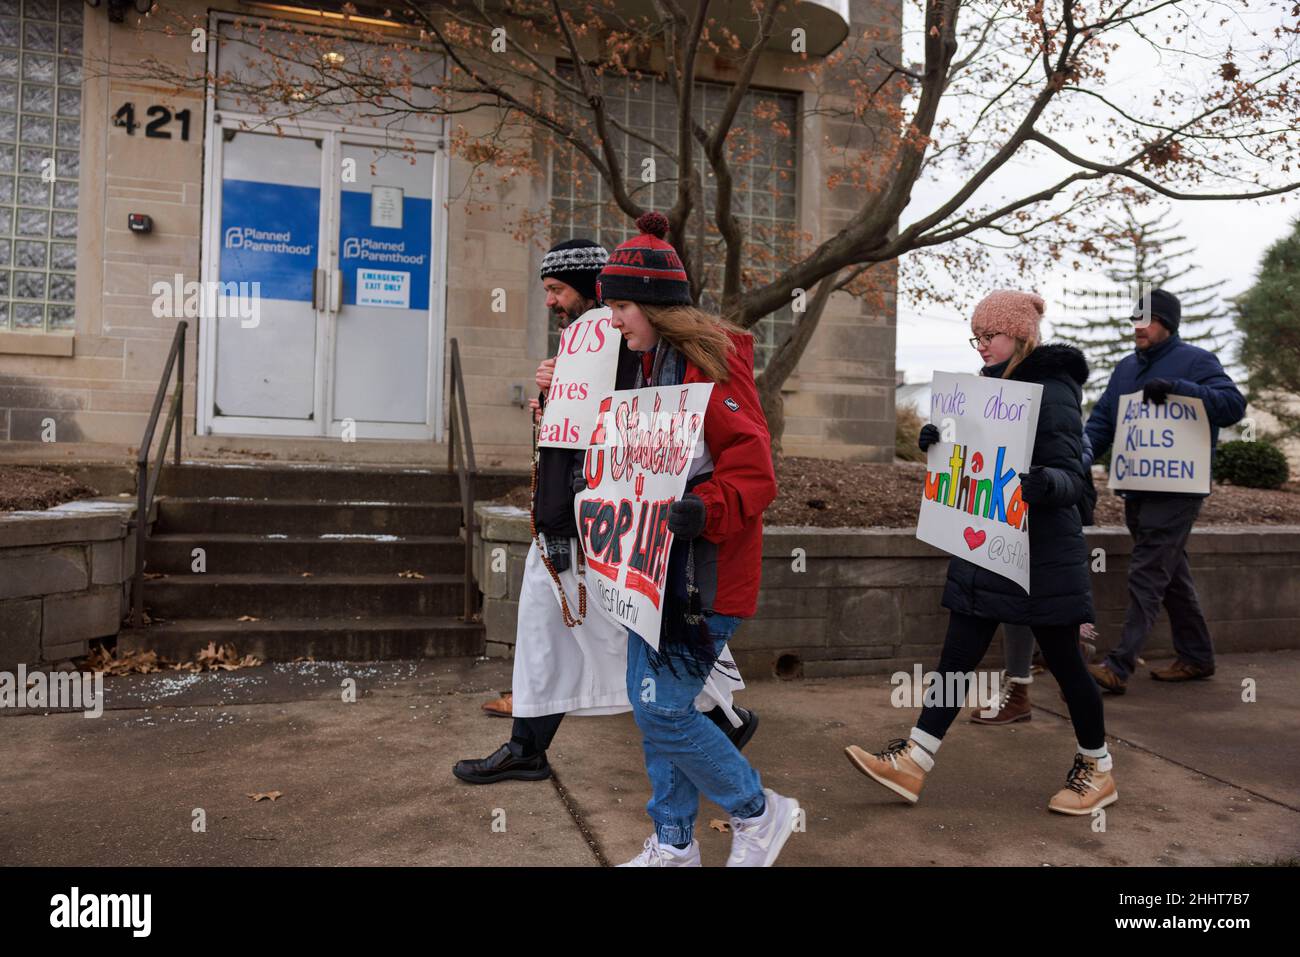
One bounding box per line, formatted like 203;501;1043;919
941;344;1096;627
1083;335;1246;496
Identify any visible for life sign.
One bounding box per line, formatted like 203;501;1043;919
916;372;1043;593
537;307;620;449
356;268;410;308
1108;391;1211;494
574;383;713;648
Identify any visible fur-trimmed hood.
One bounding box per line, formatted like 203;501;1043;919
982;342;1089;387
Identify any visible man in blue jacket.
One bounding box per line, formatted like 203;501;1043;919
1083;288;1246;693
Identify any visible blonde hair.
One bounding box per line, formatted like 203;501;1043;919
638;303;749;383
1002;333;1039;379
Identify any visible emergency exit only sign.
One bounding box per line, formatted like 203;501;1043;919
357;269;411;309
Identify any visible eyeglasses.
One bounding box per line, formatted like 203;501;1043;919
969;333;997;349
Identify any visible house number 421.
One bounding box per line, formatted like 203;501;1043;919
113;103;192;140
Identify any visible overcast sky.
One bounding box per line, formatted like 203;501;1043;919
893;1;1298;384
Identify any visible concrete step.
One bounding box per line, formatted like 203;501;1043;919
117;616;484;661
142;573;467;619
142;533;466;575
155;498;464;536
157;462;526;504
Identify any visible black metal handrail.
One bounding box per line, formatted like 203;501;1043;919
131;320;187;627
447;337;479;621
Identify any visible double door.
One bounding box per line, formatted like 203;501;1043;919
200;119;446;440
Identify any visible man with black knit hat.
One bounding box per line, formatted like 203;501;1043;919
1083;287;1246;693
452;238;756;785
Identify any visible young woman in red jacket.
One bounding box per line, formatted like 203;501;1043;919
589;213;801;867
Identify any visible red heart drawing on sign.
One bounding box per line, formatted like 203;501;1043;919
635;473;645;499
963;527;986;550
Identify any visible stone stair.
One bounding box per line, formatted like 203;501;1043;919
116;462;525;661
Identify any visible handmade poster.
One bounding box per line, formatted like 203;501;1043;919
1108;390;1211;494
537;306;620;449
916;372;1043;593
573;382;714;648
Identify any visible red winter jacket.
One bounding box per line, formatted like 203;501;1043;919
680;332;777;617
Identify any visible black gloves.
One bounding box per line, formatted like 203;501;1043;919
1017;467;1051;505
918;423;941;452
1142;378;1176;406
544;535;571;573
668;494;708;541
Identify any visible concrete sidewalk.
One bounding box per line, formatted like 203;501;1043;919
2;652;1296;866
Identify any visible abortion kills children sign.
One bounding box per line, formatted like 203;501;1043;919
537;307;620;449
574;382;714;648
916;372;1044;593
1108;391;1211;494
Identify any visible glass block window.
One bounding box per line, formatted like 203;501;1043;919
549;67;799;370
0;0;82;333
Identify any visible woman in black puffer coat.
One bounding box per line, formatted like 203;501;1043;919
845;290;1115;817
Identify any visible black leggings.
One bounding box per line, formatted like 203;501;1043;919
915;611;1105;750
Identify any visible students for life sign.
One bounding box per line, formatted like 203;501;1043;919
1108;391;1211;494
916;372;1043;593
537;307;621;449
574;383;714;649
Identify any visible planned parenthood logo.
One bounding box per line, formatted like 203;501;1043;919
224;225;314;256
342;236;426;265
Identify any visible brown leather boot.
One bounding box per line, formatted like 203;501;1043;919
481;691;513;717
1088;662;1127;695
971;675;1031;724
1150;659;1215;681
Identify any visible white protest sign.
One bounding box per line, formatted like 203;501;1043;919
1108;391;1211;494
537;306;620;449
574;382;714;649
916;372;1043;593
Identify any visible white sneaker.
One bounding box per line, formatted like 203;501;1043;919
725;788;800;867
616;835;702;867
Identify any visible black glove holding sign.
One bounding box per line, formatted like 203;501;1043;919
918;423;941;452
1141;378;1176;406
668;494;708;541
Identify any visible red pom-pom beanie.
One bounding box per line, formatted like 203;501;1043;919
595;212;693;306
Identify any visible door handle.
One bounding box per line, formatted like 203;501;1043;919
330;269;343;313
311;268;326;311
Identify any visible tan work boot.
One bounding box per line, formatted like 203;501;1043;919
971;675;1031;725
844;738;929;804
1048;753;1118;815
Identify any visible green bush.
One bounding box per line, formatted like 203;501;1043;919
1213;439;1290;489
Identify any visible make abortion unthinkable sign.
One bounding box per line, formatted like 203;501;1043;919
916;372;1043;593
537;306;620;450
1108;391;1211;494
574;382;714;649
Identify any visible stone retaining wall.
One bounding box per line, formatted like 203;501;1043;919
474;504;1300;678
0;499;144;668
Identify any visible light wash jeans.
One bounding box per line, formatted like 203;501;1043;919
627;613;765;846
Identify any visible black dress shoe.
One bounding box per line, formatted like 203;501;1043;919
452;744;552;785
706;706;759;752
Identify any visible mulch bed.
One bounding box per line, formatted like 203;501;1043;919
0;466;98;512
490;456;1300;528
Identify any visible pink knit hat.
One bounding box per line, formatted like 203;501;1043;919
971;290;1045;341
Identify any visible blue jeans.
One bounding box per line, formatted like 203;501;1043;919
626;613;765;847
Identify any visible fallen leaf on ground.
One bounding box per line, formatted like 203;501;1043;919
247;791;282;802
709;819;730;833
